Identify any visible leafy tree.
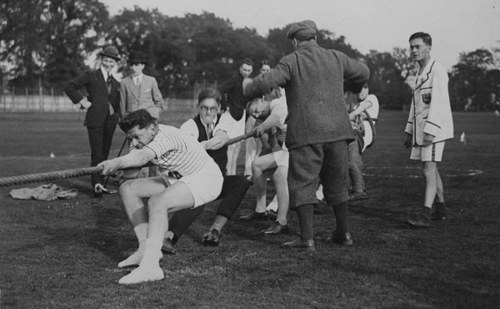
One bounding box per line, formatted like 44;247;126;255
449;48;497;111
0;0;108;88
0;0;46;87
364;50;410;110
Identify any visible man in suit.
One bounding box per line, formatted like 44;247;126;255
64;45;122;197
119;51;163;119
120;51;164;178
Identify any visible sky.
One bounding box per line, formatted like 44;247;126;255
101;0;500;70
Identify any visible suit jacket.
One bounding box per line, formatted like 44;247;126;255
64;69;120;127
120;74;163;119
405;58;454;145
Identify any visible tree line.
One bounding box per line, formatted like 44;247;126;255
1;0;498;111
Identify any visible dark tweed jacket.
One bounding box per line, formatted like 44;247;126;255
245;41;369;150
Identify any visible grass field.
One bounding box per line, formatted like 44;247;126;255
0;110;499;309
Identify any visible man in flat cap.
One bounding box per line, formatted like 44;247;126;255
244;20;370;251
64;45;122;197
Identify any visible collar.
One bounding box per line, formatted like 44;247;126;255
417;57;435;76
133;73;144;81
199;115;218;128
100;67;112;79
295;40;318;51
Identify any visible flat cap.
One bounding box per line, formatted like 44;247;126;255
286;20;317;40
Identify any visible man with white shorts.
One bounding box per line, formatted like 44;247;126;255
99;109;223;284
240;94;289;235
404;32;454;228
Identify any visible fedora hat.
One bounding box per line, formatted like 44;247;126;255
98;46;121;61
128;51;148;64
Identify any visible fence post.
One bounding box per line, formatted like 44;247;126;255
39;77;43;112
11;86;14;111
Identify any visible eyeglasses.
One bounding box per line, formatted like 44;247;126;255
200;106;218;112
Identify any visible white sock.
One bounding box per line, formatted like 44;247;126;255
117;240;145;268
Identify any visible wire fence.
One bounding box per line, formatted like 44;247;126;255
0;82;216;113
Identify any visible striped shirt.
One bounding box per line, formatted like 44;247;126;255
145;125;211;176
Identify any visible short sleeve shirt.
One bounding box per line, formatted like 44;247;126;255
145;124;210;176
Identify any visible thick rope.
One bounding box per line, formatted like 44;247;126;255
0;166;104;187
0;131;257;188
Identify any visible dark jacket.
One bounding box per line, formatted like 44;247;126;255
246;41;369;150
64;69;121;127
219;72;246;121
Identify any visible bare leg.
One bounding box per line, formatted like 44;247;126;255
252;154;277;213
273;165;289;225
117;177;166;268
423;161;438;208
119;181;196;284
435;169;444;203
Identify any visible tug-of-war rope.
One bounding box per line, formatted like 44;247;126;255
0;131;256;188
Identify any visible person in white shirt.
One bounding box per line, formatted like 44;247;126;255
160;89;251;251
240;94;290;235
99;109;223;284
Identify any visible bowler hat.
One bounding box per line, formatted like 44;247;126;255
286;20;317;40
98;46;121;61
128;51;148;64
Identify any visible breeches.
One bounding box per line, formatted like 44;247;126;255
288;141;349;208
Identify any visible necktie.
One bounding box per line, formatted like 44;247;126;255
106;73;112;93
106;73;114;115
206;124;213;139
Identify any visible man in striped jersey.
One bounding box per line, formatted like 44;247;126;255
99;109;223;284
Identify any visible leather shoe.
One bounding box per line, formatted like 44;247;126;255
262;221;289;235
239;211;269;221
281;238;315;251
407;214;431;228
161;237;176;255
327;230;353;246
202;229;220;246
350;191;368;201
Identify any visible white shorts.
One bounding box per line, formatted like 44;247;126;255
273;149;289;168
410;142;445;162
161;159;223;207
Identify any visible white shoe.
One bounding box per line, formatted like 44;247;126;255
118;265;164;284
117;250;143;268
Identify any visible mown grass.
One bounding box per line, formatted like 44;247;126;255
0;110;499;309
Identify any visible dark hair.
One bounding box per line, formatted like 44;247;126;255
198;88;221;105
409;32;432;46
119;109;157;132
240;58;254;67
260;59;270;67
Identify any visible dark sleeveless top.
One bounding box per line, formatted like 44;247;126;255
193;115;228;175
